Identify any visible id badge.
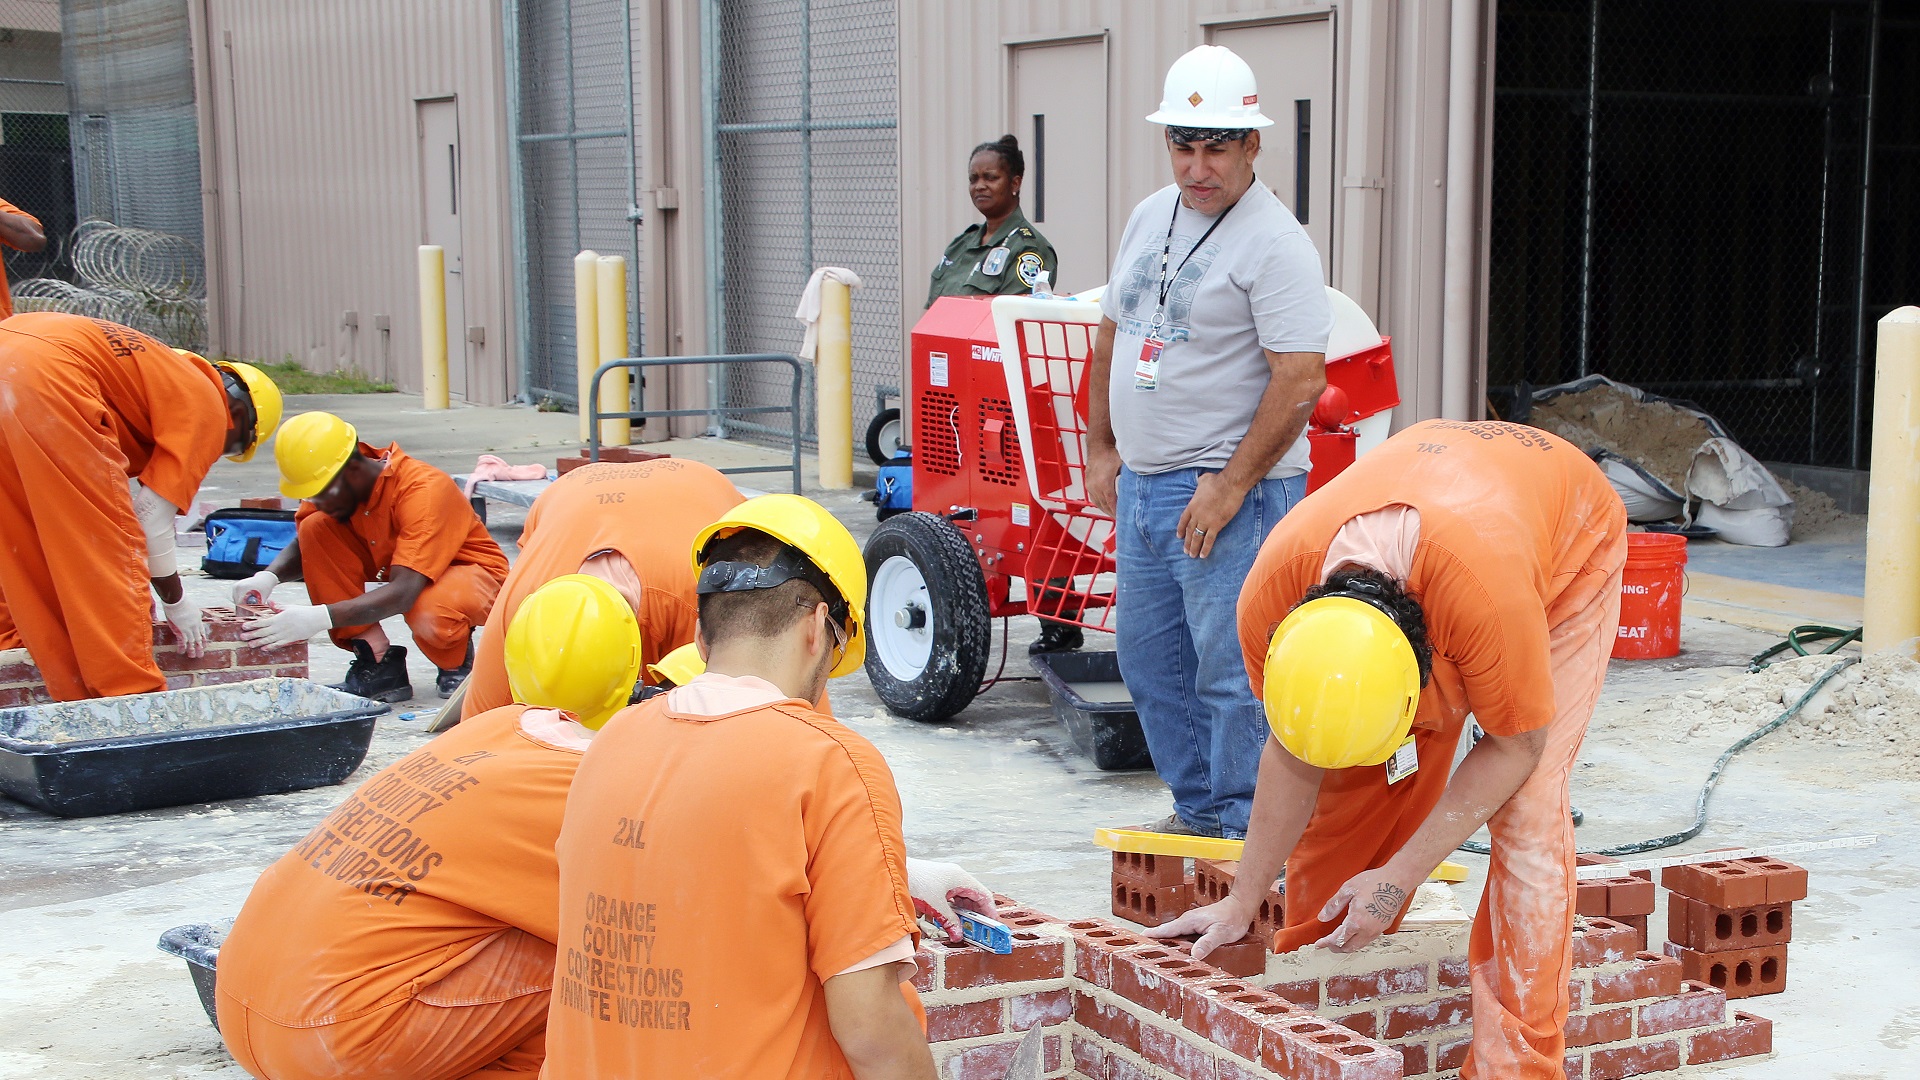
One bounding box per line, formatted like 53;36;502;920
1133;336;1166;391
1384;737;1420;785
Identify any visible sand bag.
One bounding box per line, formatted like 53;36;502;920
1688;437;1795;546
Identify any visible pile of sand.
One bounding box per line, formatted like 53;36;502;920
1529;384;1715;494
1617;651;1920;777
1777;478;1862;541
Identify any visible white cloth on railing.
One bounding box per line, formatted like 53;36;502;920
793;266;862;361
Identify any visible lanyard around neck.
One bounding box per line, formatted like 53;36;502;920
1153;189;1240;322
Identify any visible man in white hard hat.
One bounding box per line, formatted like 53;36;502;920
1086;44;1331;839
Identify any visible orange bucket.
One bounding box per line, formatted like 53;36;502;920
1614;532;1687;659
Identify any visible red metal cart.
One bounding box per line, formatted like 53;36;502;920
862;291;1396;722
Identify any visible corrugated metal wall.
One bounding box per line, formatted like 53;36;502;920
195;1;515;402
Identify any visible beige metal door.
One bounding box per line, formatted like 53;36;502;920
1012;40;1107;292
417;98;469;399
1211;18;1334;277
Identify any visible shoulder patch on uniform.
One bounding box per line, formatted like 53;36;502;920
1016;250;1045;287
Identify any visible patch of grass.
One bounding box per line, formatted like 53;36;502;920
250;358;396;395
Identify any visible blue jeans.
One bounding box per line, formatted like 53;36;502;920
1114;466;1307;839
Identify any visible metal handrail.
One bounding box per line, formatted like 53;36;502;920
587;354;805;493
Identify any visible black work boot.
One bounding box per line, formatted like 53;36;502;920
334;640;413;703
1028;619;1085;656
436;640;475;699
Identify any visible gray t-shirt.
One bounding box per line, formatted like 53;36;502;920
1100;181;1330;477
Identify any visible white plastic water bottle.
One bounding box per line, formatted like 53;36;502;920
1031;270;1052;298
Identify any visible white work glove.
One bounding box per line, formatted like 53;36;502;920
242;604;331;650
906;857;995;945
130;480;181;578
161;596;210;659
232;570;279;608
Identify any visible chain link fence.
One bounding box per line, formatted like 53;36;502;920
1489;0;1886;468
714;0;899;450
511;0;642;406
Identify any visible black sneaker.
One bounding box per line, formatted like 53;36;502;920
436;640;474;699
1028;619;1085;656
334;641;413;703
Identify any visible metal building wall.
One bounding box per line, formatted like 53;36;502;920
192;1;515;402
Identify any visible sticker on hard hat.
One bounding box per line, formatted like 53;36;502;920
1016;251;1044;288
1188;92;1204;106
1242;94;1258;105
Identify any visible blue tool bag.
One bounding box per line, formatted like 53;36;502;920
874;449;913;520
200;508;298;579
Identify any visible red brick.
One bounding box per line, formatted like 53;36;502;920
1686;1010;1773;1064
1602;876;1656;917
939;932;1065;989
556;454;589;475
912;948;937;992
1214;1059;1268;1080
926;998;1002;1041
1193;859;1238;903
1383;991;1473;1038
164;674;194;691
1588;1038;1680;1079
1072;1034;1104;1078
1613;913;1649;952
1139;1022;1219;1080
1588;952;1682;1005
1662;941;1786;999
1112;879;1194;927
1740;857;1807;904
1325;963;1428;1006
239;496;286;510
154;648;233;672
1105;1049;1158;1080
0;652;42;684
1179;980;1282;1060
936;1037;1019;1080
1638;981;1727;1036
1113;948;1214;1019
1394;1040;1428;1076
1565;1005;1634;1048
1667;893;1792;953
1074;992;1142;1050
269;664;311;679
1332;1009;1377;1039
1438;954;1471;989
1565;1049;1587;1079
1569;979;1585;1010
195;668;281;688
0;686;34;708
238;643;308;667
1571;916;1640;969
1066;920;1148;988
1113;850;1189;889
1159;932;1267;979
1661;860;1768;909
1008;988;1071;1030
1270;979;1323;1008
1575;879;1610;918
1263;1017;1402;1079
1435;1033;1471;1072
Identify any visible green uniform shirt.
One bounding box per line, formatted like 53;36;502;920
925;208;1058;307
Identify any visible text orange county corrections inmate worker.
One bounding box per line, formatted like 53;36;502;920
217;574;650;1079
0;312;282;699
544;494;938;1079
240;411;509;702
1147;419;1628;1079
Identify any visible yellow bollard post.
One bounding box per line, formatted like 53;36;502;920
595;255;631;449
816;277;853;489
574;250;599;443
1865;305;1920;654
418;246;449;410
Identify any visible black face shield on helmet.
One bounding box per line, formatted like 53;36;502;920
1166;125;1251;147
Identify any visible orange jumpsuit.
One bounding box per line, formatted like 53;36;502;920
0;313;228;699
216;704;585;1079
1237;420;1627;1079
295;443;509;671
461;459;743;721
543;684;921;1079
0;197;43;320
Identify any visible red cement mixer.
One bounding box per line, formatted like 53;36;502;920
862;288;1397;722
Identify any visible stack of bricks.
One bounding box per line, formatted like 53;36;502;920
0;607;308;707
1576;854;1657;950
921;893;1774;1080
556;446;669;475
238;496;291;510
1660;856;1805;1000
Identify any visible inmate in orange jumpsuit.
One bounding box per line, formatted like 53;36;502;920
216;703;588;1079
543;676;921;1079
461;459;743;720
0;197;43;320
296;443;509;670
1237;419;1627;1079
0;313;228;699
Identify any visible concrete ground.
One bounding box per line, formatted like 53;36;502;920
1;395;1914;1077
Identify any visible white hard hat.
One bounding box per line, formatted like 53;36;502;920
1146;45;1274;130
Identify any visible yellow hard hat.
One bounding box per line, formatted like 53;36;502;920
647;642;705;688
1263;596;1421;769
212;360;285;463
505;574;643;731
274;411;358;500
690;494;867;678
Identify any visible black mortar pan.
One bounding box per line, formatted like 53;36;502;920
0;677;386;817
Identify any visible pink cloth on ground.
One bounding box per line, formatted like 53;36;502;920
462;455;549;499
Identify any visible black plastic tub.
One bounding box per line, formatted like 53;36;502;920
1029;651;1153;771
0;678;386;817
157;922;225;1030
